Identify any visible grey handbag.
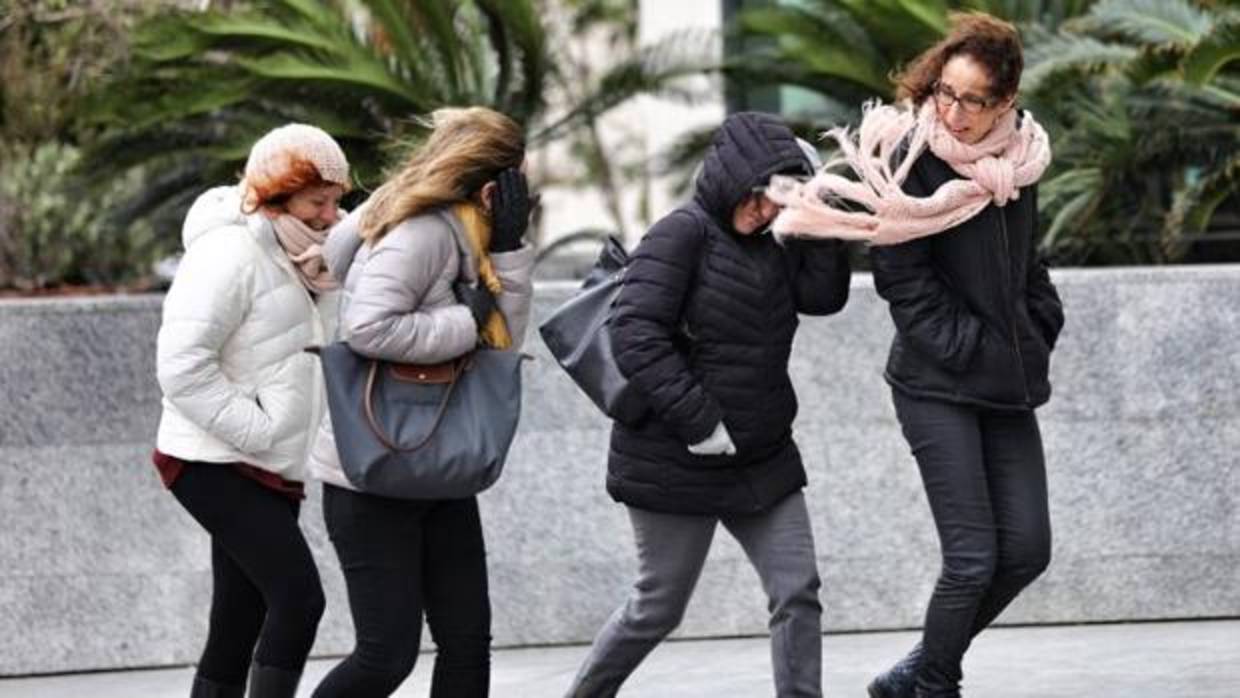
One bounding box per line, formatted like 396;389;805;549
538;236;650;424
317;342;524;499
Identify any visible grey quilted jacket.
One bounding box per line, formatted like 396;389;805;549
308;203;536;489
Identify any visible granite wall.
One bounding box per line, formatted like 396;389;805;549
1;266;1236;675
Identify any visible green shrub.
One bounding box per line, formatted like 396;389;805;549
0;140;171;291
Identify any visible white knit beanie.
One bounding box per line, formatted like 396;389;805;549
243;123;350;191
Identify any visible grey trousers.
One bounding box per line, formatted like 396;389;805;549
566;491;823;697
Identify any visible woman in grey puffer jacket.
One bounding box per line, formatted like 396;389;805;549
308;107;535;698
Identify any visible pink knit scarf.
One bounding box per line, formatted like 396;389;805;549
271;214;339;293
767;100;1051;245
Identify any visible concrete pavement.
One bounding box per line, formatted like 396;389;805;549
1;619;1236;697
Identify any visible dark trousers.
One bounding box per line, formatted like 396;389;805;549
892;390;1052;697
566;492;822;698
171;463;325;687
312;485;491;698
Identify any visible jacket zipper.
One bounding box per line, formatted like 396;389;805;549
271;239;327;470
302;298;326;469
998;209;1031;405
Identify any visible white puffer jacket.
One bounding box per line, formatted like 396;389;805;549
155;186;338;482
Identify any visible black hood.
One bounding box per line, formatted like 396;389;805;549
693;111;811;229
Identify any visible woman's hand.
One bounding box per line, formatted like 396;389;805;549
687;422;737;456
454;281;496;329
489;168;532;252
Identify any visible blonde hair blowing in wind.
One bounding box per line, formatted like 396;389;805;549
359;107;525;243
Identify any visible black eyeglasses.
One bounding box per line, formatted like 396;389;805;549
932;82;995;114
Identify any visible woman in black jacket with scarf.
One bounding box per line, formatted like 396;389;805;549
565;112;850;698
766;14;1064;698
865;16;1064;698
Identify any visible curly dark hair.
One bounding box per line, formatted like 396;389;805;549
893;12;1023;106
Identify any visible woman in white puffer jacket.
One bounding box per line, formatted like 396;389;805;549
154;124;348;698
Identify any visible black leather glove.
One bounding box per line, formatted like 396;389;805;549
489;168;531;253
454;281;496;329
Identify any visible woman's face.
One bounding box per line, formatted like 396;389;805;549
732;192;780;235
279;183;345;230
934;54;1015;145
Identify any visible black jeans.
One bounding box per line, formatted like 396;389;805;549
170;463;325;687
313;485;491;698
892;391;1052;697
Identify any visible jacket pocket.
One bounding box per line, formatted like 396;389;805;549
1027;302;1060;352
968;324;1027;402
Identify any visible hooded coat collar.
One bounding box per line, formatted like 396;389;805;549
692;112;811;232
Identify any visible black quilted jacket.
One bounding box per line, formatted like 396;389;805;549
606;112;851;515
870;141;1064;410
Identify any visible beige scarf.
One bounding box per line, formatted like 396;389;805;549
270;214;339;292
768;100;1052;245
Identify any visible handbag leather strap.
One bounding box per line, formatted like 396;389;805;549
363;354;472;453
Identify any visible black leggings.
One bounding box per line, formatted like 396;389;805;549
892;390;1052;697
171;462;325;687
312;485;491;698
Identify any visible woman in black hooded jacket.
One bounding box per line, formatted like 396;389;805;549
564;112;850;698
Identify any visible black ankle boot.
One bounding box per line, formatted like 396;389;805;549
190;675;244;698
867;642;923;698
247;663;302;698
913;662;962;698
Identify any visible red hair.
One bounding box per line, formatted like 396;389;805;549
240;156;349;213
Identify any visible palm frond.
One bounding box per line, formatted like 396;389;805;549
478;0;550;121
1075;0;1212;47
86;68;258;130
1165;150;1240;239
75;0;551;230
737;4;884;71
1022;27;1137;93
1161;151;1239;258
1183;15;1240;85
358;0;438;69
276;0;349;30
235;53;428;105
1039;166;1104;249
965;0;1099;28
889;0;952;36
185;13;348;54
836;0;948;48
128;13;217;62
